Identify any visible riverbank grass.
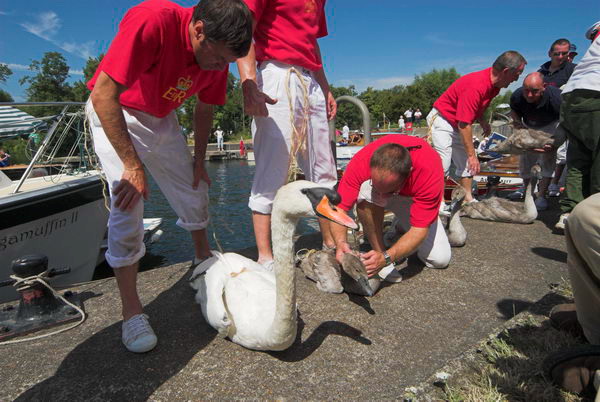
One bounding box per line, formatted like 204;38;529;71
436;279;587;401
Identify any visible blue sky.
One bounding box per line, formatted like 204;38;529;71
1;0;598;102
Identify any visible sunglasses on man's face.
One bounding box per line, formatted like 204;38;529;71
552;51;569;56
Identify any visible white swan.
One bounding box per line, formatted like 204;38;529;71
189;180;358;351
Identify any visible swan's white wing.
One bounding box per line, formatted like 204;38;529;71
190;252;271;338
219;252;267;273
224;270;277;345
191;255;231;336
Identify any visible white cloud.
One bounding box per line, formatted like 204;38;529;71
20;11;94;60
337;75;414;92
20;11;61;41
1;62;84;76
4;63;30;71
61;41;94;60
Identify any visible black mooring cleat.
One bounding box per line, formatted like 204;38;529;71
0;254;83;342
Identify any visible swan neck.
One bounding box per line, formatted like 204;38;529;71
269;207;297;342
524;177;537;212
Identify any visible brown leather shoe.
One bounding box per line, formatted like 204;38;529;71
544;345;600;396
549;303;585;338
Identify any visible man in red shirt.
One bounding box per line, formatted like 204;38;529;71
331;136;451;279
427;51;527;206
236;0;338;270
86;0;252;353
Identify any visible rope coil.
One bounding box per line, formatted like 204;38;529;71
0;271;86;346
284;67;311;184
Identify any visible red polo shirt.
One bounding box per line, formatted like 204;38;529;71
87;0;228;118
242;0;327;71
337;135;444;228
433;67;499;128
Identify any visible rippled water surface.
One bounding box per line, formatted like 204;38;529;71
138;159;320;269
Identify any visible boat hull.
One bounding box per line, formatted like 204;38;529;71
0;175;108;303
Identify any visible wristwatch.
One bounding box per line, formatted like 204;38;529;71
383;251;392;266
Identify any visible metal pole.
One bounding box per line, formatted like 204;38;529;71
13;105;69;194
328;95;372;164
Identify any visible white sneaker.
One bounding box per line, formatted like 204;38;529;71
378;263;403;283
555;213;570;231
122;314;157;353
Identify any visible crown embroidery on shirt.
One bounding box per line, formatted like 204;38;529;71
176;76;193;91
163;75;194;104
304;0;316;14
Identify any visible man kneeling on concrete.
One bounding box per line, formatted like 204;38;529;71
330;136;450;280
509;72;565;210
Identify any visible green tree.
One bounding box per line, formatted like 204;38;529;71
359;87;385;129
0;63;13;84
404;68;461;120
177;72;251;142
484;90;513;123
19;52;73;116
331;85;362;130
71;54;104;102
0;63;14;102
0;89;13;102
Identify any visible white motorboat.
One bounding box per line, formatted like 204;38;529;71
0;102;111;303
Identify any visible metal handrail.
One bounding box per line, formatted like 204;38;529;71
328;96;371;162
0;102;86;107
0;102;87;194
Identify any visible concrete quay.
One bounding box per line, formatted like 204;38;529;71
0;203;568;401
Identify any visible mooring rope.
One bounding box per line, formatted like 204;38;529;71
284;67;311;184
0;272;86;346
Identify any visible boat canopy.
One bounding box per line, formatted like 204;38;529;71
0;105;46;139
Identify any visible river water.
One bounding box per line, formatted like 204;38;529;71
120;159;321;272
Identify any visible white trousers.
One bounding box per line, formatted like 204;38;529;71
428;109;470;178
249;61;337;214
357;180;451;269
86;101;209;268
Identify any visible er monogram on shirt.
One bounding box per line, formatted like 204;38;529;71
162;76;193;103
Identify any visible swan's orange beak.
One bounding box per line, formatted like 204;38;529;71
315;196;358;230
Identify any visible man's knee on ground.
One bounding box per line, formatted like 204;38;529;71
423;254;451;269
420;246;451;269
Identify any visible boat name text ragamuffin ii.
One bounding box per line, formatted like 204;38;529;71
0;211;79;251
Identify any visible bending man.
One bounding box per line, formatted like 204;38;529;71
428;51;527;205
87;0;252;353
331;136;450;279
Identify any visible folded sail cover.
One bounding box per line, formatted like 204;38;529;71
0;106;45;138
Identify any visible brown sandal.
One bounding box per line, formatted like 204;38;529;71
543;344;600;396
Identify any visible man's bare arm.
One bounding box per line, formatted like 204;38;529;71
457;121;480;175
361;226;428;276
236;20;276;117
90;71;148;210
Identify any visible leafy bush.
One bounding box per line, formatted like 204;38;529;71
0;138;30;164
